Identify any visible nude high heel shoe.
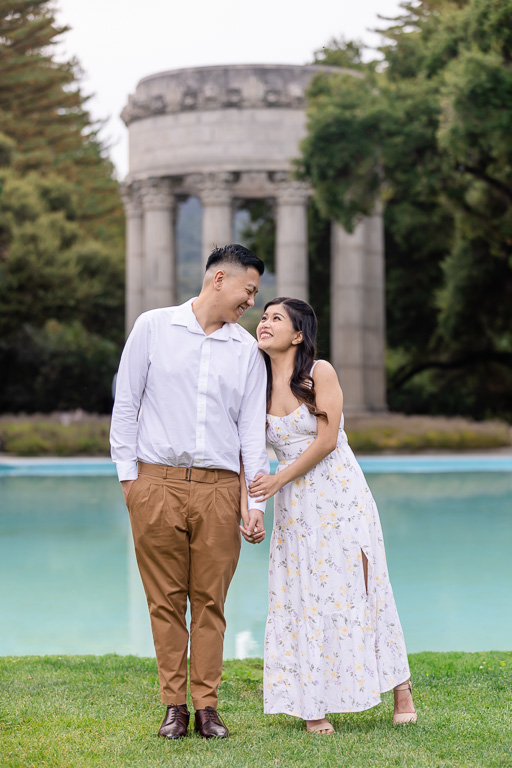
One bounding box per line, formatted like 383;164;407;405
393;680;417;724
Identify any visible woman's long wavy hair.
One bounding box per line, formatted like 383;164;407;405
262;297;327;422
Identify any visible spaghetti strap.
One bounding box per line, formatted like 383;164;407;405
310;360;323;376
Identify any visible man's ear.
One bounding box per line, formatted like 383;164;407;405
212;269;226;291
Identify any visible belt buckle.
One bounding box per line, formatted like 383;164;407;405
185;468;192;481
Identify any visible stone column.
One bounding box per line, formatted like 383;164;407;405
140;177;176;311
199;173;234;268
330;219;367;412
274;175;310;301
120;180;144;336
363;205;387;410
330;211;387;412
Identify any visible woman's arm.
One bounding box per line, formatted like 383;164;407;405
249;361;343;502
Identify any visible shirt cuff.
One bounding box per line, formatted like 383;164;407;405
115;460;138;482
247;493;266;514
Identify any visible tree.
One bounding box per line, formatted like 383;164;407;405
299;0;512;420
0;0;125;413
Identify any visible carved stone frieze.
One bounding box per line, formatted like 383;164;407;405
121;64;352;125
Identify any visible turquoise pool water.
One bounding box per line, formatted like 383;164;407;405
1;458;511;656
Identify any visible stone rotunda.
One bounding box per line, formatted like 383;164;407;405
120;64;386;412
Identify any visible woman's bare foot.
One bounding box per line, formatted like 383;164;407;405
306;717;334;734
393;680;417;724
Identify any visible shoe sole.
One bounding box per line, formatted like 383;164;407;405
194;728;229;739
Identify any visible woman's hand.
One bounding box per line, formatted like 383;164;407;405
249;473;282;502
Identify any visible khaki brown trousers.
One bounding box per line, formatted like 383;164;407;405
126;461;241;709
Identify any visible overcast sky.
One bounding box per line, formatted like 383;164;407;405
54;0;404;178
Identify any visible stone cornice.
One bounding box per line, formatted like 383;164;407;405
121;64;357;126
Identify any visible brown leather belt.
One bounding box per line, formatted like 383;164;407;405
138;460;238;484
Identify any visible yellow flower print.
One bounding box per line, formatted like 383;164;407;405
285;650;292;657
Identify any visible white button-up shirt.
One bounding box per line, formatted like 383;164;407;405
110;298;269;512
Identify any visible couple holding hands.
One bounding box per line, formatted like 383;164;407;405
110;243;416;740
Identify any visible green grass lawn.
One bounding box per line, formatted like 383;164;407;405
1;653;511;768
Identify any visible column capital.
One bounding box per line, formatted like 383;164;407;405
273;172;311;205
119;180;143;218
196;172;236;206
140;177;175;211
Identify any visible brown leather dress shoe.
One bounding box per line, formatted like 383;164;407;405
158;704;190;739
194;707;229;738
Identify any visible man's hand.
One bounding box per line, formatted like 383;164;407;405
248;473;282;503
121;479;136;506
240;508;265;545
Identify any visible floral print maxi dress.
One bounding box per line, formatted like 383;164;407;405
264;393;410;719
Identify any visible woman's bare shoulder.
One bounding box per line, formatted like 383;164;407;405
312;359;338;382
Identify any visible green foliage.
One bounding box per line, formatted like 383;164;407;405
0;320;119;412
298;0;512;421
0;411;507;456
0;416;110;455
0;653;511;767
0;0;124;413
346;415;510;452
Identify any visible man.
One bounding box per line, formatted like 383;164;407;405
110;244;269;739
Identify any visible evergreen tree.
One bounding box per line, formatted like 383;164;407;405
0;0;124;413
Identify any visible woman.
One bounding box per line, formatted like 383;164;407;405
248;297;416;735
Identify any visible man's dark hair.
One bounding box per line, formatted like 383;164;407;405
205;243;265;275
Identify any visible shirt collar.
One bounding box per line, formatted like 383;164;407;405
171;298;242;342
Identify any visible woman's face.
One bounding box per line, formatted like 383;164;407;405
256;304;302;353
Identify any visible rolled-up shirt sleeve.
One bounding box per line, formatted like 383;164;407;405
238;346;270;513
110;313;151;481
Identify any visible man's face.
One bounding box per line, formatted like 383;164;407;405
219;266;261;323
